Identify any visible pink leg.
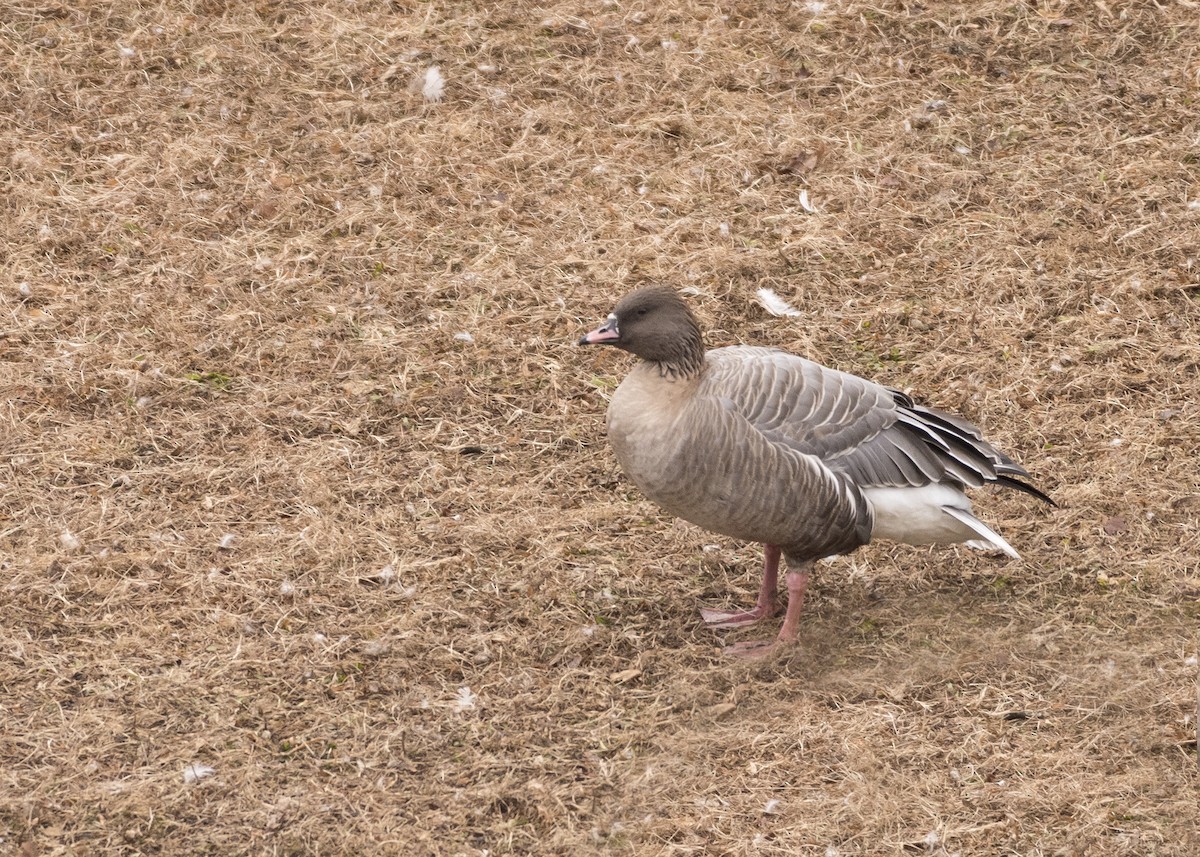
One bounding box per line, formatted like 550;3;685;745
776;566;811;642
724;562;812;658
699;544;781;629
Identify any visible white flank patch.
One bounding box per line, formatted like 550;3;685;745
864;483;1020;558
422;66;445;102
798;189;818;213
755;288;801;317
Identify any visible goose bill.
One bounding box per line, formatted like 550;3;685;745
579;315;620;345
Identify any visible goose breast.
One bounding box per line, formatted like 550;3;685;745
607;358;872;559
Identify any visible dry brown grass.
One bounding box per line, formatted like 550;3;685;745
2;0;1199;853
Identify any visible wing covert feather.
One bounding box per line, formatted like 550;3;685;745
700;346;1038;493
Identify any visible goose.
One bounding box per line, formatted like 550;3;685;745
579;286;1053;657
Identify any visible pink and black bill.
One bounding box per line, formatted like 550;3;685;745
579;314;620;345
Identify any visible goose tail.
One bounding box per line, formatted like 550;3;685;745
941;505;1021;559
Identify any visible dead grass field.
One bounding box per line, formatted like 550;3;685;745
2;0;1199;854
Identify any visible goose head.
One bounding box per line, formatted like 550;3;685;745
579;286;705;377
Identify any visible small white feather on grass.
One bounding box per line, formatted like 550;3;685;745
183;763;215;784
422;66;445;102
755;288;801;318
454;686;477;712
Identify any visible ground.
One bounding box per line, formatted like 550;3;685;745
2;0;1199;854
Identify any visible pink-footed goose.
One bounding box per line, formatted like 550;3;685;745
579;286;1053;657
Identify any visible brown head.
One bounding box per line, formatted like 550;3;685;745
578;286;705;377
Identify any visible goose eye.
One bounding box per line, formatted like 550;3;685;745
636;308;648;317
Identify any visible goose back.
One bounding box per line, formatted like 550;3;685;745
701;346;1048;500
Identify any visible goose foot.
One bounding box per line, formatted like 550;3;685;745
699;544;781;629
700;604;775;629
721;564;812;659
